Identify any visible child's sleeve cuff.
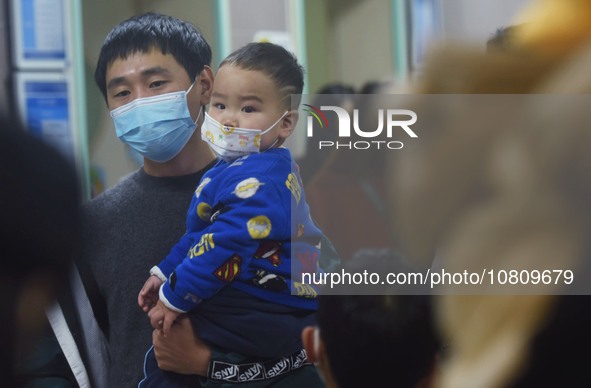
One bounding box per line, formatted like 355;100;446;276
149;266;168;283
159;281;200;313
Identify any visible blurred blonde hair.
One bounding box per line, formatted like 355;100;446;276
388;3;591;386
513;0;591;57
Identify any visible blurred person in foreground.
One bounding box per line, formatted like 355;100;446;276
387;0;591;387
0;115;80;386
302;249;441;388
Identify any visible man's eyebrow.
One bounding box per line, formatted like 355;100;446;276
140;66;172;78
106;76;126;91
106;66;172;91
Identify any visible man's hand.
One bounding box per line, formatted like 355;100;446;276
153;316;212;376
148;300;180;337
138;275;163;312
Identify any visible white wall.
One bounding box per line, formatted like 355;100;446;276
228;0;290;55
326;0;394;90
81;0;537;192
312;0;535;90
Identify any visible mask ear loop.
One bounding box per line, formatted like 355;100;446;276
185;79;203;126
194;105;203;125
185;80;196;95
261;111;289;152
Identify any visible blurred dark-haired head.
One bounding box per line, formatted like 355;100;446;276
0;116;80;385
317;250;440;388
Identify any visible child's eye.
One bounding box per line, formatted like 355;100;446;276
214;103;226;110
242;106;255;113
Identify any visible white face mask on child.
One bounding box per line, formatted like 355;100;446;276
200;111;288;162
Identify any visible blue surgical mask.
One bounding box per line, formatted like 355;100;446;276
110;83;201;163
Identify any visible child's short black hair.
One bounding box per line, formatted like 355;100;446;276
94;12;212;102
219;42;304;109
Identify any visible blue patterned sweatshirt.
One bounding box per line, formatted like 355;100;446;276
156;148;322;324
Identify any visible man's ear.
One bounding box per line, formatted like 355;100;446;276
302;326;321;364
197;65;214;105
279;110;299;140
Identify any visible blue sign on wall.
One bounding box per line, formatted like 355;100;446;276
22;79;74;160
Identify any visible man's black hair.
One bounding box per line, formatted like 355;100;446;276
219;42;304;108
94;12;212;102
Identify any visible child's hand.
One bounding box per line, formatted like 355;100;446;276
148;300;181;337
138;275;163;312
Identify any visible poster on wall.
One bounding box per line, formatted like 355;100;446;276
10;0;71;69
15;72;76;161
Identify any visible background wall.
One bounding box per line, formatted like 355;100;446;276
228;0;290;57
439;0;531;46
326;0;394;90
0;4;11;118
78;0;530;193
305;0;395;94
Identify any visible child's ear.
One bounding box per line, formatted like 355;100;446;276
279;110;299;140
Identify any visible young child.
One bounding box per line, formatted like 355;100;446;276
138;42;324;386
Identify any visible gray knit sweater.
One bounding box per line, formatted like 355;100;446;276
79;165;212;387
